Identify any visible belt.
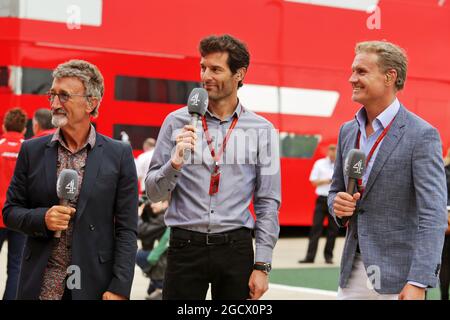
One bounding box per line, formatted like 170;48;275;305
171;227;252;246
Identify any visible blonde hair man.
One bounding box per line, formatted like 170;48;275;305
329;41;447;300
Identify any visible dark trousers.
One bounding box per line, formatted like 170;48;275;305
0;228;26;300
163;227;254;300
61;286;72;300
305;196;339;261
440;236;450;300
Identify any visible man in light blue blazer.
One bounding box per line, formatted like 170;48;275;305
328;41;447;300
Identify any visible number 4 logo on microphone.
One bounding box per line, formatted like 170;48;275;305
353;160;363;174
190;93;200;106
66;179;76;194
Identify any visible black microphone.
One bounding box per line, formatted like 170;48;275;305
55;169;78;238
342;149;366;226
184;88;208;161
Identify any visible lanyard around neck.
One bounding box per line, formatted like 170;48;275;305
201;110;241;167
356;116;396;165
355;116;396;192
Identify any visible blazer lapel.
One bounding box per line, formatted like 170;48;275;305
362;106;407;199
45;140;59;204
75;134;103;221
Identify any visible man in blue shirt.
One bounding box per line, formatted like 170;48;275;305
146;34;281;300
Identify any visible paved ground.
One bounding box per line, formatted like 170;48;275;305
0;236;344;300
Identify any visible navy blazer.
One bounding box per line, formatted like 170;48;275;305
2;132;138;299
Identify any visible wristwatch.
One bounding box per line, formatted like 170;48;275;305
253;263;272;275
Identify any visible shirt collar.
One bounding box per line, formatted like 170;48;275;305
355;98;400;131
205;101;243;122
51;124;96;152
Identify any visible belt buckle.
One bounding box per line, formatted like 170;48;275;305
206;233;224;245
206;234;214;245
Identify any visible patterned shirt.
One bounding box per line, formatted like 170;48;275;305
39;125;96;300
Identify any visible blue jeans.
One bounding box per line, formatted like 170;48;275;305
0;228;26;300
136;249;152;272
136;249;163;294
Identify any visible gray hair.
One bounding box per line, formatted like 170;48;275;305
355;41;408;91
53;59;104;117
33;108;54;130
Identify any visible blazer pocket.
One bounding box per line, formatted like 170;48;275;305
96;173;118;182
95;174;118;191
98;250;114;264
383;157;409;171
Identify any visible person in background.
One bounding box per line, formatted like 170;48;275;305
135;138;156;193
136;198;169;300
32;108;56;138
299;144;339;264
0;107;27;299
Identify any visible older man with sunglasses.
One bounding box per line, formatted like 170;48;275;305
2;60;138;300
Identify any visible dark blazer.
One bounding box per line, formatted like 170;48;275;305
2;132;138;300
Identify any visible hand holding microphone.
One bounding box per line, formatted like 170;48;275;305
333;149;366;227
45;169;78;238
171;88;208;169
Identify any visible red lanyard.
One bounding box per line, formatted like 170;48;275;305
355;116;396;193
201;112;240;195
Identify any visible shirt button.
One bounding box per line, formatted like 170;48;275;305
211;210;214;214
89;224;95;231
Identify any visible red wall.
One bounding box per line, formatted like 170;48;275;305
0;0;449;225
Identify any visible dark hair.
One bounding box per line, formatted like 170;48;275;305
143;137;156;149
199;34;250;88
33;108;54;130
3;107;27;132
